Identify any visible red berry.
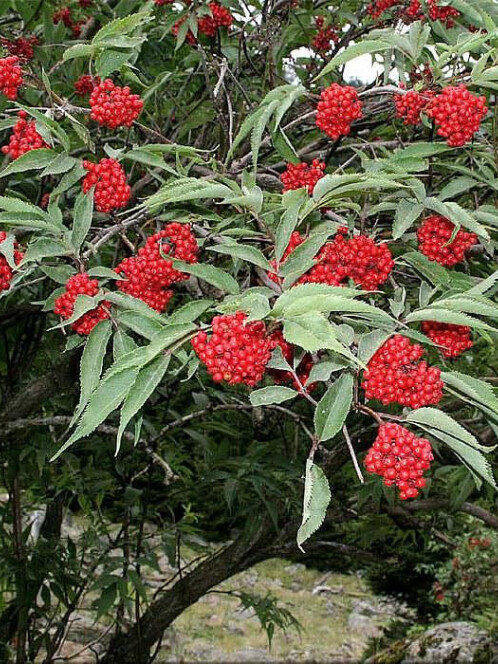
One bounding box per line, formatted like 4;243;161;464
137;222;199;287
53;273;110;335
365;423;433;500
52;8;73;27
427;0;460;27
421;321;473;358
312;19;338;53
198;2;233;36
74;74;101;96
394;89;434;126
417;215;477;267
425;85;487;147
316;83;363;141
0;56;23;100
362;334;443;408
192;312;276;387
0;231;23;292
82;158;130;213
89;79;143;129
115;256;174;313
0;36;38;63
2;111;49;160
281;159;326;195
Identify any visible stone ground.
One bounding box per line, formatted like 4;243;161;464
157;560;406;663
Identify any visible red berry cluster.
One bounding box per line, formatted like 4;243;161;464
362;335;443;408
425;85;487;147
0;56;23;100
421;321;473;358
82;158;131;213
417;215;477;267
52;8;73;27
155;0;174;4
53;273;110;336
198;2;233;37
116;223;198;312
0;231;23;292
316;83;363;141
468;536;491;549
74;74;101;96
307;233;394;290
0;36;38;63
89;79;144;129
192;312;276;386
394;88;434;126
427;0;460;27
312;17;338;53
367;0;401;19
79;0;93;6
365;423;433;500
281;159;326;195
2;111;49;160
268;330;314;391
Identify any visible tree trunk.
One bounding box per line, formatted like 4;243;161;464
102;519;274;664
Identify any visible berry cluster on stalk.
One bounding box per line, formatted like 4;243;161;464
0;36;38;63
394;88;434;126
53;273;110;336
0;231;23;292
271;230;394;291
281;159;326;194
365;423;434;500
192;313;276;386
198;2;233;36
425;85;488;147
417;215;477;267
89;79;144;129
82;158;131;213
315;84;363;140
312;17;338;53
74;74;101;96
0;56;23;100
421;321;473;358
115;223;199;313
2;111;49;160
362;334;443;408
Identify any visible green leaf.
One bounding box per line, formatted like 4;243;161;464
20;238;70;265
172;260;240;295
393;199;424;240
0;196;48;218
405;308;494;331
283;314;361;366
316;40;391;79
441;371;498;420
275;189;307;262
72;320;113;426
314;373;353;443
116;354;170;454
113;328;138;360
52;366;140;459
297;460;332;551
278;233;329;278
357;330;392;363
71;189;94;253
273;283;362;316
208;243;272;270
0;149;56;177
95;49;133;78
145;178;233;212
92;10;152;44
62;43;96;61
406;407;494;453
249;386;297;406
168;299;213;324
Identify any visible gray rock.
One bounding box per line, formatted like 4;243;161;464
366;621;498;664
403;622;498;663
347;612;382;638
284;563;306;574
